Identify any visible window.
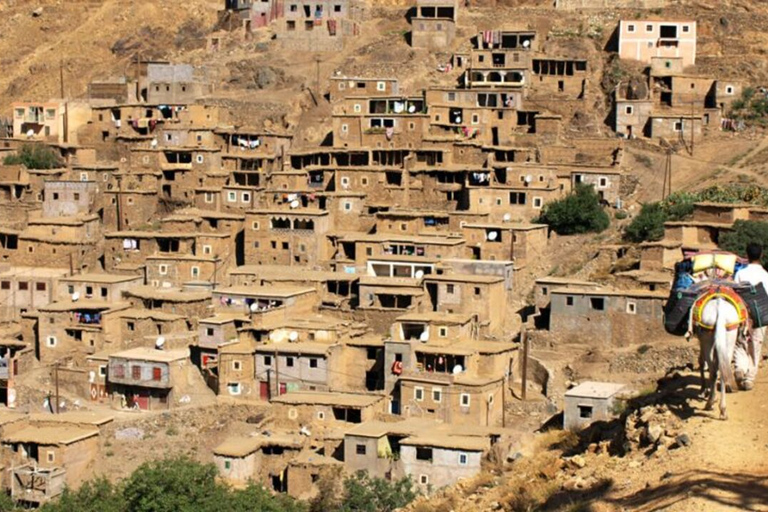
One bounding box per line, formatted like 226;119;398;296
159;264;168;275
419;474;429;485
196;155;204;164
533;197;543;209
366;348;377;360
264;356;272;366
18;282;28;291
252;221;260;230
627;24;635;32
132;366;141;380
474;287;481;296
376;81;386;91
646;24;653;32
578;405;593;418
590;297;605;311
206;327;215;337
203;245;212;255
726;86;734;95
438;327;447;338
599;177;608;188
334;4;341;12
224;460;231;471
566;296;574;306
471;114;480;125
317;411;325;420
674;121;683;132
52;193;60;201
228;191;237;202
353;104;362;113
204;192;214;203
308;358;319;369
341;177;350;187
242;192;251;203
46;336;57;347
0;281;9;290
682;25;690;33
286;20;296;31
458;453;468;465
460;393;470;407
509;192;527;205
432;387;442;403
542;286;548;296
356;444;367;455
341;124;348;133
228;382;241;395
127;321;135;331
152;367;162;381
47;451;55;463
414;387;424;401
625;105;634;115
191;267;200;279
343;202;353;212
446;284;455;294
35;282;46;291
416;447;433;461
627;301;637;314
99;365;107;377
233;360;242;371
286;357;295;367
361;177;369;186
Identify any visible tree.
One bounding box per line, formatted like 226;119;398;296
339;472;417;512
719;220;768;267
537;184;610;235
40;477;125;512
3;144;63;169
122;456;227;512
228;484;306;512
624;202;666;243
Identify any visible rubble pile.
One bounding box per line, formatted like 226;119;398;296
622;404;691;454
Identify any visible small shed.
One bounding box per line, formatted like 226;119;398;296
213;435;262;485
564;381;625;431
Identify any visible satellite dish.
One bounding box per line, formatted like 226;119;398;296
452;364;463;374
155;336;166;349
503;213;512;222
419;331;429;342
522;40;531;48
289;331;299;342
415;270;425;279
487;231;498;241
269;331;280;342
290;200;299;208
250;302;259;313
525;175;533;183
408;105;416;113
26;129;34;138
72;292;80;302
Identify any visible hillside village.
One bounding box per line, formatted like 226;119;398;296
0;0;767;510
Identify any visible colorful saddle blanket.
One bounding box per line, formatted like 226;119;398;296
692;285;748;331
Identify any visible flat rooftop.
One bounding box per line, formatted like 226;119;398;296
565;381;626;399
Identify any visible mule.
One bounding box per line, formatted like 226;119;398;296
688;291;743;420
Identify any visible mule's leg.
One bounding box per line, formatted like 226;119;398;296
699;348;707;396
705;350;717;411
720;367;728;420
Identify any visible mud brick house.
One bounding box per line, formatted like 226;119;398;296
529;57;589;100
16;215;102;272
0;339;33;408
564;381;626;431
548;287;667;346
11;101;92;144
5;424;100;504
410;0;458;50
400;434;488;490
329;77;399;103
286;451;342;499
275;0;359;52
56;273;143;303
618;20;697;67
441;259;515;290
357;276;425;325
213;432;305;492
271;391;385;426
425;88;525;147
212;285;318;324
107;347;193;411
571;167;622;205
121;286;212;320
145;63;212;104
252;342;344;397
459;222;548;265
391;312;478;343
0;267;69;322
36;300;130;364
229;265;357;309
331;233;466;273
42;181;99;218
533;277;600;316
114;309;191;350
332;95;429;149
422;274;507;333
244;209;331;266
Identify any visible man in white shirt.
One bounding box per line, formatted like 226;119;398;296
734;243;768;390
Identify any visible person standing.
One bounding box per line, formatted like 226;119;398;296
734;243;768;390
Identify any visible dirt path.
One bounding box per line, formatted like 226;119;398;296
605;369;768;511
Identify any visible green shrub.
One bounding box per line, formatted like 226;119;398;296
536;184;610;235
624;202;666;243
719;220;768;267
3;144;63;169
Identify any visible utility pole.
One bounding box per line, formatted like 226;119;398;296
315;55;322;101
54;362;60;414
690;99;695;156
266;368;272;400
273;347;280;398
60;59;69;144
521;328;528;401
212;257;219;290
69;253;74;276
135;52;142;103
661;149;673;200
115;174;123;231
